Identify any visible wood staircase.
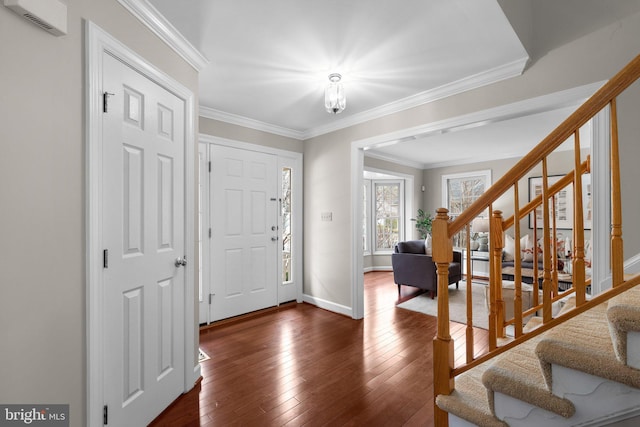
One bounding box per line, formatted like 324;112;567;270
431;53;640;426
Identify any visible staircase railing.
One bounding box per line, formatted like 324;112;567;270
432;53;640;426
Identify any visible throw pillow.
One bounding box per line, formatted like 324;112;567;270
521;235;535;262
504;234;515;262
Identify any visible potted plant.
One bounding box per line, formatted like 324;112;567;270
411;209;433;239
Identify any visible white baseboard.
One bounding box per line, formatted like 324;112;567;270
363;266;393;273
302;293;353;317
191;363;201;391
625;253;640;274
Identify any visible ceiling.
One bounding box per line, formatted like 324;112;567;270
148;0;528;134
144;0;636;168
365;104;582;169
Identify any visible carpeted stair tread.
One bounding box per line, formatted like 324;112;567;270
482;331;575;418
536;300;640;392
436;360;508;427
607;284;640;365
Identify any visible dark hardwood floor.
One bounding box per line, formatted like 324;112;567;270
150;272;488;426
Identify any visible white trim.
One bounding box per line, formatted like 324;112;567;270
116;0;209;71
364;150;425;170
372;180;405;253
303;57;529;140
624;253;640;274
441;169;492;215
199;106;305;140
363;82;607;169
199;133;304;306
351;148;365;320
86;21;198;427
590;106;612;294
303;294;353;317
365;266;393;272
363;179;372;256
198;57;529;140
363;167;414;244
278;155;304;304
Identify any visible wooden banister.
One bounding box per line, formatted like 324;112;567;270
433;53;640;426
448;54;640;238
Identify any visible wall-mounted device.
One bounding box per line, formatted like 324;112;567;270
4;0;68;36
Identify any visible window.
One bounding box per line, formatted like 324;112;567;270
282;167;292;283
362;178;405;254
442;170;491;248
363;180;371;254
442;170;491;216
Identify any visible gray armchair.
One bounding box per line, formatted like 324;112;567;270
391;240;462;298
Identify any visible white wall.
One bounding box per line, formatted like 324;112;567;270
0;1;198;425
303;10;640;311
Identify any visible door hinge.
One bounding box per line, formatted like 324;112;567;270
103;405;108;425
102;92;115;113
208;228;212;238
103;249;108;269
208;161;211;173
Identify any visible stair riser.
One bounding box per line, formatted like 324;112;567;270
492;365;640;425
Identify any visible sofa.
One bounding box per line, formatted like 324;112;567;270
391;240;462;298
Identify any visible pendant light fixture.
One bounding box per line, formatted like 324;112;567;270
324;73;346;114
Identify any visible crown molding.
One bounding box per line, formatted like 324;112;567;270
199;106;306;140
198;56;529;141
117;0;209;71
360;80;606;169
301;56;530;139
363;151;426;170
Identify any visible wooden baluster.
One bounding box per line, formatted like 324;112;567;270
610;98;624;287
513;184;524;336
532;215;539;307
573;130;586;304
541;159;553;323
465;223;474;364
432;208;454;427
492;209;505;339
551;194;559;297
486;207;497;349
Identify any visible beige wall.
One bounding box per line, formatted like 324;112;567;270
0;1;198;425
199;116;304;153
303;10;640;309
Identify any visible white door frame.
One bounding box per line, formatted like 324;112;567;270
350;82;607;320
86;21;198;427
199;134;303;324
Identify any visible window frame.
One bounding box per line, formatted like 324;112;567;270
441;169;492;216
372;179;405;254
363;179;372;256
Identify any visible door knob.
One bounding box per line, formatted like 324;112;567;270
271;237;278;241
175;256;187;267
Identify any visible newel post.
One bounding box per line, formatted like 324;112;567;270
492;210;506;341
432;208;453;427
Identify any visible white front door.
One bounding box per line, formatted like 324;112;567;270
210;145;279;321
102;52;186;426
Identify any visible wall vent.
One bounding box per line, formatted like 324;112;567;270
4;0;67;36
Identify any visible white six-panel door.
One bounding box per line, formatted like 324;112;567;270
210;145;279;321
102;52;186;426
